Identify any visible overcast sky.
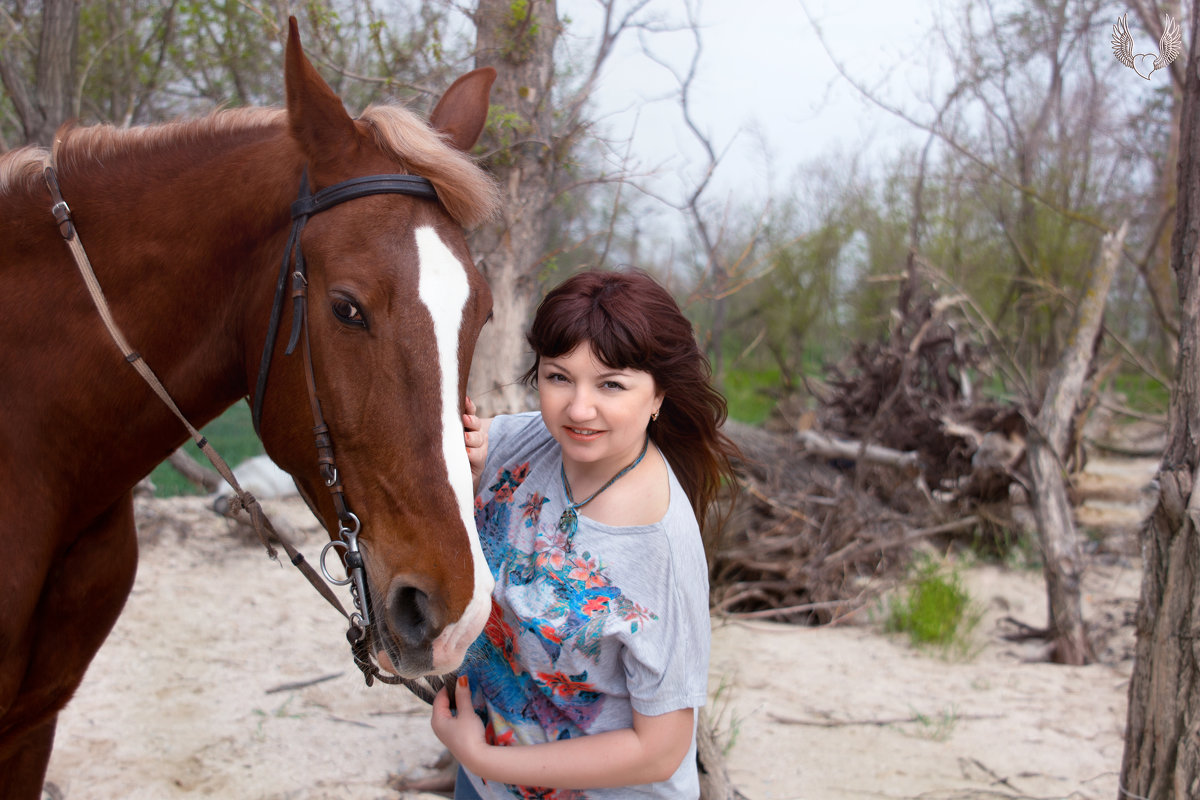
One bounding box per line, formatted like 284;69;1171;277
569;0;941;209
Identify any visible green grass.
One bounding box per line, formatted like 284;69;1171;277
905;705;960;741
721;366;783;425
148;401;263;497
708;672;745;756
1109;371;1170;414
884;559;981;656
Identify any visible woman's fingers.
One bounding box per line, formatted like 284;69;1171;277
432;684;451;717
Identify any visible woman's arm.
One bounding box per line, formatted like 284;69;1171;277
431;677;695;789
462;396;492;493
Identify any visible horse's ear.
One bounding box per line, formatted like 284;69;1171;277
284;16;357;162
429;68;496;153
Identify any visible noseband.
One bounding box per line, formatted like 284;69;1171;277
45;162;459;701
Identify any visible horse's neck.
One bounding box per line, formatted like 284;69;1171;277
12;133;297;502
73;132;296;392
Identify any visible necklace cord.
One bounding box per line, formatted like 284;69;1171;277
558;435;650;538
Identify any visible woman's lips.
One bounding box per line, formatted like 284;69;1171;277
564;426;603;442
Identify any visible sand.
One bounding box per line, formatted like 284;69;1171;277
40;459;1148;800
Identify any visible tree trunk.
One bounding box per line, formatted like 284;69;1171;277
1026;222;1125;665
1131;0;1184;362
467;0;562;415
0;0;80;146
1120;4;1200;796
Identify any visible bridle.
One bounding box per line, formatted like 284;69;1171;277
43;161;459;704
251;169;440;670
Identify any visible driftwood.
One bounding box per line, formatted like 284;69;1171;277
1023;221;1126;665
710;277;1036;622
697;708;746;800
166;447;222;492
797;430;919;471
711;422;926;623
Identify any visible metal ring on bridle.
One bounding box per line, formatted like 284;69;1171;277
320;539;352;585
339;511;360;535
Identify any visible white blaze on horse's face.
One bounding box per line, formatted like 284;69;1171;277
414;225;494;670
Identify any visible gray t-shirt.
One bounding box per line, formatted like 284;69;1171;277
462;412;710;799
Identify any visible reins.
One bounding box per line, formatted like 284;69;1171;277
42;159;457;705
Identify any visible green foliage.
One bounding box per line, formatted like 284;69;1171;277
708;673;745;756
722;366;782;425
165;1;284;108
0;0;465;144
884;559;980;654
483;103;531;165
501;0;540;62
149;401;262;497
1110;371;1170;415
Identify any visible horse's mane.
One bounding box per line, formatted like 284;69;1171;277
0;109;281;198
0;146;52;194
359;103;499;228
0;102;498;228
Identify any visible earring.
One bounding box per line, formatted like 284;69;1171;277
650;409;660;422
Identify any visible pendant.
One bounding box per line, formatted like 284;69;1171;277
558;507;579;537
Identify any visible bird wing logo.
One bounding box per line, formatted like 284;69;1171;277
1112;13;1182;80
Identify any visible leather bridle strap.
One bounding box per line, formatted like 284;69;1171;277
42;161;353;623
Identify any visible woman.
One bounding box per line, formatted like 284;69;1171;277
432;269;738;799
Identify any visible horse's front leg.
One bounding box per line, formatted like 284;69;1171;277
0;494;138;800
0;717;58;800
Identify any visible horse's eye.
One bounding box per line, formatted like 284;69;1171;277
332;297;366;327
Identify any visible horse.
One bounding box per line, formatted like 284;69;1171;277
0;19;498;798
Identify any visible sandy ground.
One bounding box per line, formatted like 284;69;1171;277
40;458;1153;800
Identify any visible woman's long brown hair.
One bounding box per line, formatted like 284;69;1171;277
522;269;740;531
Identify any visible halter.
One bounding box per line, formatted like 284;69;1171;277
44;161;460;703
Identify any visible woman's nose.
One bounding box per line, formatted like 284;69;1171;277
567;389;595;420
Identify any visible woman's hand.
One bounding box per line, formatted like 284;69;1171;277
431;676;487;769
431;675;695;790
463;396;491;492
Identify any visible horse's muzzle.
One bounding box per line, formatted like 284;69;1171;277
387;577;442;648
373;575;445;675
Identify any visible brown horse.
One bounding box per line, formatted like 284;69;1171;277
0;19;497;798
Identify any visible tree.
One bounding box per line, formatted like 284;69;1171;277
0;0;81;146
1120;2;1200;794
467;0;654;414
467;0;563;414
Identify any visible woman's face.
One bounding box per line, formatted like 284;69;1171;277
537;341;664;474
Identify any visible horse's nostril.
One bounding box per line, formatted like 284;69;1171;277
389;583;435;646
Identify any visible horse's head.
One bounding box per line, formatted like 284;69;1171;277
251;19;497;677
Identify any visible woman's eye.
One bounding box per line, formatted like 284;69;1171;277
602;381;626;391
332;298;366;327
